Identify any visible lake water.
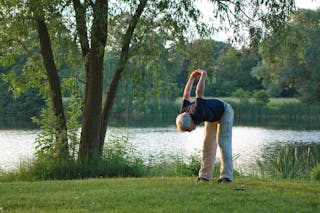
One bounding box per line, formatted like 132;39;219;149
1;125;320;172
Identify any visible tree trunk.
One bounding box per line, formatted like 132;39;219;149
72;0;90;105
36;17;69;159
76;0;108;160
73;0;148;160
79;52;104;160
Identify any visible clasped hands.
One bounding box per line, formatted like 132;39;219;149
190;69;206;79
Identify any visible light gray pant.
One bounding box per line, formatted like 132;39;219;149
198;103;234;180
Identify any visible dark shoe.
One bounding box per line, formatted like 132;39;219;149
196;177;209;182
216;178;231;184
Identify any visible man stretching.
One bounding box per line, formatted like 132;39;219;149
176;69;234;183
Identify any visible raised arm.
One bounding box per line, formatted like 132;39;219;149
195;70;207;98
182;70;201;100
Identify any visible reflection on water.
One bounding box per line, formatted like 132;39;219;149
0;129;37;171
1;126;320;172
0;116;37;129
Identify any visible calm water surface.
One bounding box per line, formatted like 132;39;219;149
1;126;320;171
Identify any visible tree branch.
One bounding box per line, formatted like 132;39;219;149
72;0;90;57
100;0;148;143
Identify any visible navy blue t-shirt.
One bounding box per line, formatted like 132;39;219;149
180;98;225;124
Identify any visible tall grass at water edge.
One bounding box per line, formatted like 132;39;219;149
256;143;320;179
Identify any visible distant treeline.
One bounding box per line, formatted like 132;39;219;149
110;100;320;130
1;98;319;130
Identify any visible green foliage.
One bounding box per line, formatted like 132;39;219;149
32;101;62;159
62;80;83;157
0;58;45;116
232;88;250;104
186;153;202;176
310;164;320;181
165;41;263;98
30;72;82;160
185;40;226;72
0;85;44;116
252;89;270;106
102;133;147;177
257;9;320;103
212;46;262;97
110;40;183;112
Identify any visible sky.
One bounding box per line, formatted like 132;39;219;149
295;0;320;9
196;0;320;42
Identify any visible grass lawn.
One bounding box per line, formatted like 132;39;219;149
0;177;319;212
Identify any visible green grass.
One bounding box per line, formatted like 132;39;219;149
0;177;319;212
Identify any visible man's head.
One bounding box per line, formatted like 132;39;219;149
176;112;196;132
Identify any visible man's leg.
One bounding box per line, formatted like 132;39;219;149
198;121;218;180
217;103;234;181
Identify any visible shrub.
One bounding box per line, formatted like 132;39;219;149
186;153;201;176
310;165;320;181
252;89;270;106
232;88;250;104
256;144;320;179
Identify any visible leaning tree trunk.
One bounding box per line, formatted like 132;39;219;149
99;0;149;146
36;16;69;159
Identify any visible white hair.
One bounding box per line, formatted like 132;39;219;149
176;112;192;132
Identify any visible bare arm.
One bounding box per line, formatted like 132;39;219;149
182;70;201;100
196;70;207;98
